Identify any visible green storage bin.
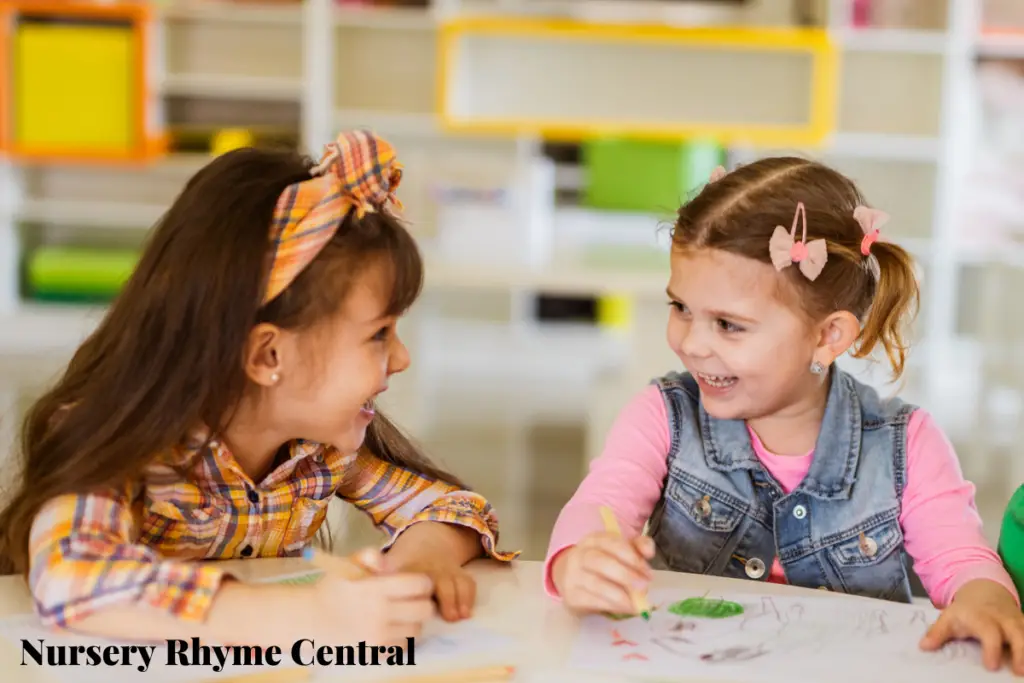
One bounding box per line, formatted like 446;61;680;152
999;484;1024;608
26;246;140;302
582;138;726;214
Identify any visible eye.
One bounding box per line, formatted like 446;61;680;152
371;326;390;342
668;300;687;314
717;319;744;333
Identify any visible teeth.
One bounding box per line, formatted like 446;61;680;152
698;373;737;388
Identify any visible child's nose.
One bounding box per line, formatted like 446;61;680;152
678;326;713;359
387;337;410;375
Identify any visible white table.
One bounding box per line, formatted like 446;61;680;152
0;558;938;683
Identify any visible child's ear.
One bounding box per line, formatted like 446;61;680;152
244;323;286;387
815;311;860;364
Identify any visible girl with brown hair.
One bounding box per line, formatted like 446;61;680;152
0;131;517;646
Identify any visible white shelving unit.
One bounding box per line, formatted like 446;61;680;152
0;0;1019;432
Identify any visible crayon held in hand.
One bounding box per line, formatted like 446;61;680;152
599;505;652;621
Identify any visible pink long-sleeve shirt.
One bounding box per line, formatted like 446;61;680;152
545;385;1017;607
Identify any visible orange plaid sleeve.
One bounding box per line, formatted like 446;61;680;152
337;449;519;562
28;488;227;629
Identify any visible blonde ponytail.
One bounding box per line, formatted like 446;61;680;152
849;241;920;380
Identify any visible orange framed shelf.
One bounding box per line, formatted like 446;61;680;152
0;4;11;155
2;0;165;164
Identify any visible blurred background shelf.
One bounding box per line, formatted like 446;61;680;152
3;0;1024;501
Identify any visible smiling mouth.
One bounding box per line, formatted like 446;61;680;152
696;372;737;388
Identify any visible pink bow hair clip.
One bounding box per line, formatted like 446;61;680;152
853;206;889;256
709;166;727;183
768;202;828;281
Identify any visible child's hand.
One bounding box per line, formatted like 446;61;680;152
310;548;436;645
390;555;477;623
551;531;654;616
920;579;1024;674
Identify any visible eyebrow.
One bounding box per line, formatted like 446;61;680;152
665;288;759;325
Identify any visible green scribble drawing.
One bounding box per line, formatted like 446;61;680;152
667;596;744;619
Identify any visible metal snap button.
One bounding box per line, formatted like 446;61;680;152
745;557;766;579
792;504;807;520
694;495;712;519
859;532;878;558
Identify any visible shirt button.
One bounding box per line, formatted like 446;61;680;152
240;545;253;557
745;557;766;579
792;504;807;520
247;490;259;504
859;534;878;558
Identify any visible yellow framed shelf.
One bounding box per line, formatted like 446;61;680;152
437;17;839;147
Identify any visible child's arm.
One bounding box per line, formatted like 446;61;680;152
29;490;435;646
898;409;1018;606
335;449;519;564
544;384;670;598
29;490;227;630
900;409;1024;673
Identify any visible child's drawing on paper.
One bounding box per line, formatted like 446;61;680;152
570;589;1015;683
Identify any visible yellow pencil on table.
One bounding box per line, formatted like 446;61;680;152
210;668;309;683
212;665;515;683
383;664;516;682
599;505;652;621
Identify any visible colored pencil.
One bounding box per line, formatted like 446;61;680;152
209;667;309;683
599;505;652;621
383;664;516;682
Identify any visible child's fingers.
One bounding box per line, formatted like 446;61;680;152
434;576;461;622
456;573;476;619
633;536;656;560
387;592;436;625
577;570;637;614
919;614;953;651
583;546;651;594
999;617;1024;675
376;573;435;600
586;535;651;579
972;617;1006;671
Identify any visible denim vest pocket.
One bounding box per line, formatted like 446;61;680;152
654;471;745;574
824;514;908;601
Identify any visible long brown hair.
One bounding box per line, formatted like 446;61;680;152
0;147;465;575
673;157;919;378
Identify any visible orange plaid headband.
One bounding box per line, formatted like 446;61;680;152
263;130;403;304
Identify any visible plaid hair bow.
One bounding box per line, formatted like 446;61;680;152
263;130;403;305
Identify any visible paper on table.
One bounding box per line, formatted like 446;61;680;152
0;613;514;682
568;589;1015;682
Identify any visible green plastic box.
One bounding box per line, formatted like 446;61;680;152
999;484;1024;608
582;138;726;214
25;246;140;302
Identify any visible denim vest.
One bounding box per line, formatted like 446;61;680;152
647;369;915;603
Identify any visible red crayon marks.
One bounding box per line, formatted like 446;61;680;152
610;630;637;647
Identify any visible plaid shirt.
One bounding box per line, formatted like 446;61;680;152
28;435;518;629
